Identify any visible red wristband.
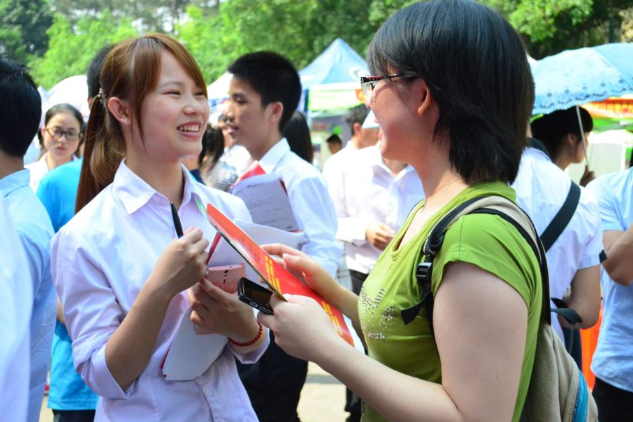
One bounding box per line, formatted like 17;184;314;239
229;322;263;347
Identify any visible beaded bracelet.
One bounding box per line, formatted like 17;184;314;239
229;322;263;347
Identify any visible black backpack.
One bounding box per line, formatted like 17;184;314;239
401;195;597;422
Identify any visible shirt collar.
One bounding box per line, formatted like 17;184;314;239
113;160;200;214
0;169;30;197
258;138;290;174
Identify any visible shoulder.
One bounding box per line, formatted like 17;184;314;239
433;212;541;306
6;187;54;247
278;151;326;185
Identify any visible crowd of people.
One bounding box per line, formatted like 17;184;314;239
1;1;632;422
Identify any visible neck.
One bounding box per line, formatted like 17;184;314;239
126;155;185;208
46;152;71;170
383;158;407;177
411;138;468;214
553;153;572;171
350;135;362;150
0;151;24;180
249;132;283;161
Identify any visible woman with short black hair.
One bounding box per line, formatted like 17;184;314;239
257;1;542;421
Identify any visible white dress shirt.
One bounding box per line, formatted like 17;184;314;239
52;161;267;422
512;147;603;340
587;168;633;392
258;138;342;276
0;169;56;422
328;145;424;274
322;141;358;188
0;196;33;422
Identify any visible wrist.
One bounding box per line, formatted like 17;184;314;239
229;317;260;343
142;275;176;306
229;321;263;347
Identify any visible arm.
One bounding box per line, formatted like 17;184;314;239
559;266;601;329
54;228;209;396
104;229;209;391
259;261;527;422
602;227;633;286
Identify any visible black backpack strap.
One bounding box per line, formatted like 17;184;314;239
540;182;581;252
401;196;491;327
401;195;582;333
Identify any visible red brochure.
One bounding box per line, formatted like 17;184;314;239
203;201;355;346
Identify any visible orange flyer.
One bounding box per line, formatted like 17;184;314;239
203;201;355;346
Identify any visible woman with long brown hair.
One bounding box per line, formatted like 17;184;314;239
51;34;266;421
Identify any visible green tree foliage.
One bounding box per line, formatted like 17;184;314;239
30;10;137;88
0;0;53;63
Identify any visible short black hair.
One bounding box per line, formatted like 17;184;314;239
228;51;301;133
367;0;534;184
0;56;41;158
326;134;342;145
87;45;115;99
531;107;593;160
284;110;313;163
346;105;370;133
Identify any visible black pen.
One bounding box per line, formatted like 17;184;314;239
170;202;184;238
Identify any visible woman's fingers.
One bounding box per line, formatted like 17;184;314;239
262;243;307;259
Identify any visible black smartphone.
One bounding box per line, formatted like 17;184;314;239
238;277;274;315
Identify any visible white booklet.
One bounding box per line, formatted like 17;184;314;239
231;173;300;232
161;220;303;381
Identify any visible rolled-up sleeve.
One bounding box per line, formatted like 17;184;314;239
51;229;132;399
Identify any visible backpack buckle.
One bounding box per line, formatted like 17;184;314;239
416;261;433;285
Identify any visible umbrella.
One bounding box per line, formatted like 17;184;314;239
532;43;633;115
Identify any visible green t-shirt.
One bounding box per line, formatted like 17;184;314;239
358;181;542;422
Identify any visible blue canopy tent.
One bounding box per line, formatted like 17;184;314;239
298;38;368;113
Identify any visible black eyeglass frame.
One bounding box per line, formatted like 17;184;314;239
360;73;417;97
45;127;81;142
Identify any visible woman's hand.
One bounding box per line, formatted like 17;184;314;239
149;227;209;299
189;277;259;340
262;244;342;303
580;165;595;187
258;294;346;364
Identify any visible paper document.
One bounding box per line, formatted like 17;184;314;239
231;173;300;232
162;309;227;381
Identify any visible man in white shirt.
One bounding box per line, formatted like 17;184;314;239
512;137;602;346
0;196;33;422
224;51;341;422
323;105;379;186
0;56;56;422
587;168;633;422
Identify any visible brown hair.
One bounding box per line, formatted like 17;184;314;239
76;34;208;212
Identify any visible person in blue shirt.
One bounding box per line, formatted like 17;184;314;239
587;167;633;422
0;55;56;422
36;45;114;422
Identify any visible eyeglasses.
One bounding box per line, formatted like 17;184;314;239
46;127;80;141
360;73;415;98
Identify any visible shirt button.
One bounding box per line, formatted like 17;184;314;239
206;390;213;396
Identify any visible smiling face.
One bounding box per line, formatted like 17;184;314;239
365;75;434;165
128;51;210;164
41;112;81;166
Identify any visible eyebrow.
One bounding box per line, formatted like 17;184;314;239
157;81;185;89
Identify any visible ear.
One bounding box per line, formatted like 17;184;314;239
269;102;283;126
566;133;579;148
414;79;434;117
352;122;362;136
107;97;132;127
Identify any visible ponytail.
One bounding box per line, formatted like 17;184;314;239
75;93;125;213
